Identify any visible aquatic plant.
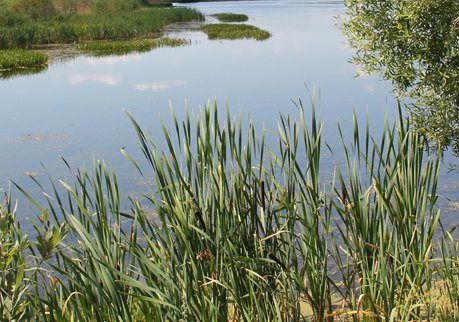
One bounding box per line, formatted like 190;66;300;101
201;23;271;41
78;38;189;56
90;0;140;13
0;192;32;321
3;98;459;320
0;49;48;70
8;0;55;16
0;7;203;49
213;13;248;22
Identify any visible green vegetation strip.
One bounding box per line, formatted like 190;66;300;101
0;7;203;49
79;38;190;55
201;23;271;40
213;13;249;22
0;49;48;70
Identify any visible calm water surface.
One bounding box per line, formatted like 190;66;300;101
1;0;458;226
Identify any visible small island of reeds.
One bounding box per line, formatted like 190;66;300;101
201;23;271;41
0;49;48;70
213;13;249;22
79;38;190;56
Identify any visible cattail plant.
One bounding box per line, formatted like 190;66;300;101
5;98;456;321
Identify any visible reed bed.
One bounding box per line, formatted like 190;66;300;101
213;13;249;22
0;49;48;70
2;99;459;321
79;38;189;56
0;7;203;49
201;23;271;41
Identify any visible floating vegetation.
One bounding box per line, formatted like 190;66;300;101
201;23;271;41
78;38;190;56
13;133;68;142
213;13;249;22
0;49;48;72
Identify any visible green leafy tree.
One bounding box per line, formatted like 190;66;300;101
342;0;459;154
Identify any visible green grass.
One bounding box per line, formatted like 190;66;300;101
0;4;202;71
0;49;48;70
201;23;271;40
78;38;189;56
0;7;203;49
213;12;248;22
2;97;459;320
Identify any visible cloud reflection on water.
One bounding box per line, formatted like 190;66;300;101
134;80;187;91
83;55;143;66
69;74;122;86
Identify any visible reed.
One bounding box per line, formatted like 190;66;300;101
79;38;189;56
0;7;203;49
4;98;458;320
213;13;249;22
201;23;271;41
0;192;32;321
0;49;48;70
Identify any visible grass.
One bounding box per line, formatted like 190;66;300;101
2;98;459;320
0;0;203;75
0;49;48;70
78;38;189;56
0;7;203;49
213;13;248;22
201;23;271;41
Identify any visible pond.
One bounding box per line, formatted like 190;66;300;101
1;0;458;227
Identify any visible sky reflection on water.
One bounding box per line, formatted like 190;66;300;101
1;0;458;226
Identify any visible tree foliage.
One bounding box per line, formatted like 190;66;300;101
342;0;459;154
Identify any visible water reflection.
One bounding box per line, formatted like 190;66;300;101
12;133;68;143
0;1;391;187
1;0;429;225
83;54;143;66
134;80;187;92
68;74;122;86
0;65;48;80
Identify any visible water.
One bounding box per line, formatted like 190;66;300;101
1;0;457;226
